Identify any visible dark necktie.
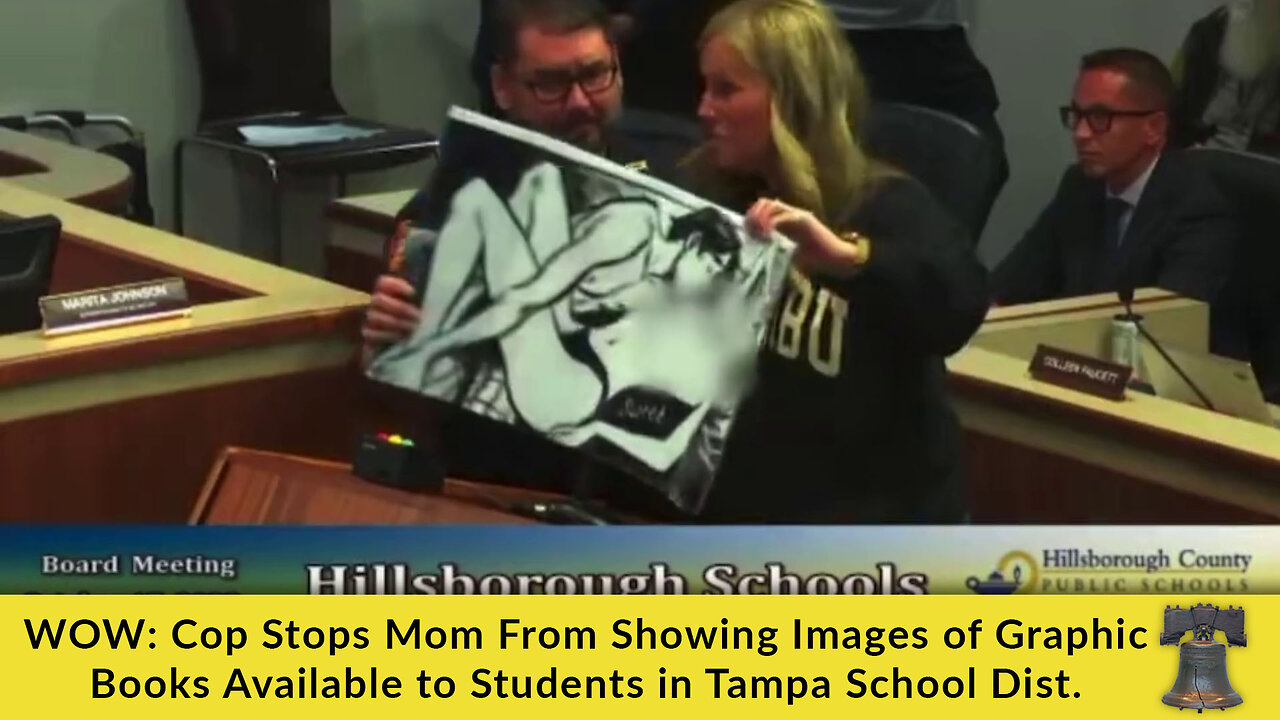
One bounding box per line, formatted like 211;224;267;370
1103;196;1132;249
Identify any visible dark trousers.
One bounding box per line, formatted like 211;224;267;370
846;25;1009;232
846;25;1008;176
845;27;999;135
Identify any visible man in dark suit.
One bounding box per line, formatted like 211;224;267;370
992;48;1236;306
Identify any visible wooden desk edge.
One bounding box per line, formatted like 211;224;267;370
0;130;133;212
0;148;48;176
983;289;1183;327
194;447;569;526
60;227;259;299
325;198;402;237
4;183;371;301
0;304;363;388
190;447;239;524
948;365;1280;476
0;183;371;389
956;292;1280;468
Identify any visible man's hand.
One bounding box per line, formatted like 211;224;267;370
361;274;421;362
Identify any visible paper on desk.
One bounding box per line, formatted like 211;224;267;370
237;123;384;147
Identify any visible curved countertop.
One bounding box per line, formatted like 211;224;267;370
0;126;133;213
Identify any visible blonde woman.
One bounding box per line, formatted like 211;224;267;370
691;0;988;523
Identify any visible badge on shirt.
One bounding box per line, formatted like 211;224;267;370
624;159;649;173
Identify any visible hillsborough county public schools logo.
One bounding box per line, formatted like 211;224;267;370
967;549;1251;594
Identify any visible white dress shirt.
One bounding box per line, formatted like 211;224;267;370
1106;154;1160;244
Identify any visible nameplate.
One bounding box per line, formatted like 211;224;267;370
40;278;192;337
1028;345;1132;401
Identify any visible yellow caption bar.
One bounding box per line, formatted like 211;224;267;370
0;595;1272;717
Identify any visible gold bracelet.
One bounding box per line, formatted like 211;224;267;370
839;231;872;266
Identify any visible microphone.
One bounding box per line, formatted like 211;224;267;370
1116;286;1217;412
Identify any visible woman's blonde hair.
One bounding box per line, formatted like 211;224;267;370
688;0;885;223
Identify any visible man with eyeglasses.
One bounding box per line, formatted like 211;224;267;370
361;0;696;511
373;0;696;354
992;48;1235;307
396;0;694;225
479;0;626;150
470;0;631;117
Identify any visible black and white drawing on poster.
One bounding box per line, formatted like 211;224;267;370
367;107;792;513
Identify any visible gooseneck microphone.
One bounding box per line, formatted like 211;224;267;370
1117;286;1217;412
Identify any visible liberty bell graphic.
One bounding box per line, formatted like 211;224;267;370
1161;603;1245;712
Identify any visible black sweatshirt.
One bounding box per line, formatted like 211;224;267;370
700;175;988;523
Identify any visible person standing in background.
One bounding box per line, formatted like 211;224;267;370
1172;0;1280;155
610;0;1010;230
617;2;1004;135
613;1;732;119
828;1;1007;184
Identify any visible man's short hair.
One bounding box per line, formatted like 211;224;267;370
492;0;615;66
1080;48;1175;109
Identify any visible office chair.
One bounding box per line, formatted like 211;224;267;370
2;112;154;225
612;108;702;178
175;0;439;263
617;108;702;145
36;112;154;225
0;114;77;144
0;216;60;335
1186;147;1280;403
862;102;1004;244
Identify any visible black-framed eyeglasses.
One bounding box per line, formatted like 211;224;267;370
522;61;619;103
1059;105;1163;133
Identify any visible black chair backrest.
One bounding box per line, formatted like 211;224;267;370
614;108;702;173
618;108;703;147
0;215;60;335
184;0;343;126
99;141;155;226
862;102;1002;243
1186;147;1280;401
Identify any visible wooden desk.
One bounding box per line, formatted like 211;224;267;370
951;291;1280;523
193;447;551;524
324;189;415;291
0;172;388;522
0;127;132;213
